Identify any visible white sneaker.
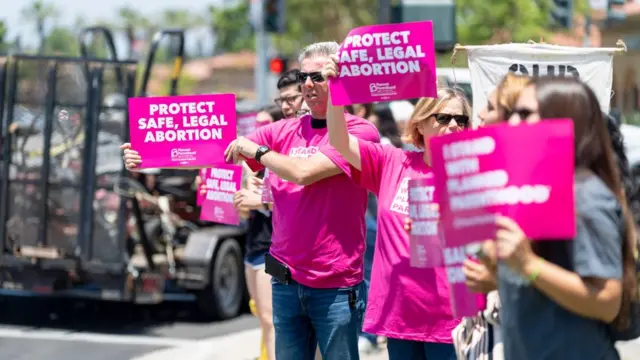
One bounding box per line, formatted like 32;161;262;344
358;336;379;354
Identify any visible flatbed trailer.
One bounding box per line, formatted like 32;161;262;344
0;28;249;320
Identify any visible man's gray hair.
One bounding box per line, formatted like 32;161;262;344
298;41;340;64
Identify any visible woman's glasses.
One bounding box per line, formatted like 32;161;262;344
506;108;536;121
433;113;469;127
275;94;301;107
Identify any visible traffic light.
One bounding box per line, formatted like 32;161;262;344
390;1;456;53
264;0;285;33
551;0;573;29
269;56;287;74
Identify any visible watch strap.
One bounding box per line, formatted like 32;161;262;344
255;146;271;163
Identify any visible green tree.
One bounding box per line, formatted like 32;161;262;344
456;0;589;45
209;3;254;53
162;9;199;28
45;26;78;55
0;19;8;54
21;0;58;54
117;6;146;58
274;0;377;55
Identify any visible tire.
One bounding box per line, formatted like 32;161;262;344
196;238;245;320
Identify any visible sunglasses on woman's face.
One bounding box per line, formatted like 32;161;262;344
506;107;536;121
298;71;325;83
433;113;469;127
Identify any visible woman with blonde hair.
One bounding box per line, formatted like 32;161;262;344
464;72;530;293
322;55;471;360
447;73;530;360
477;72;531;126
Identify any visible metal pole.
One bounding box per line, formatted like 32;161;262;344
583;15;591;47
254;0;269;107
378;0;392;23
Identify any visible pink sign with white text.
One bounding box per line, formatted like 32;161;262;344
128;93;237;169
408;176;443;268
197;168;207;206
329;21;437;105
443;246;484;318
200;164;242;226
261;169;273;203
237;112;258;137
429;120;576;247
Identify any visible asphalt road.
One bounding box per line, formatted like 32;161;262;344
0;295;259;360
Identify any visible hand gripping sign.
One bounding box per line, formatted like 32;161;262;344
128;93;237;169
329;21;438;106
408;175;444;268
429;119;576;247
200;164;242;226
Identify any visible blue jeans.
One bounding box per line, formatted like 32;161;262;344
271;278;366;360
361;228;378;344
387;338;456;360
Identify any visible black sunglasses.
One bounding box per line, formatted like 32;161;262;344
433;113;469;127
298;71;325;83
506;107;536;121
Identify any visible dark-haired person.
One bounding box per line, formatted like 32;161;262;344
480;76;638;360
371;105;403;148
346;103;374;122
275;69;303;118
345;103;382;355
233;104;285;360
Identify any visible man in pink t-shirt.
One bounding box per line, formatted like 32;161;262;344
225;42;380;360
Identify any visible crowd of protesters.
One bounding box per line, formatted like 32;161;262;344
122;40;640;360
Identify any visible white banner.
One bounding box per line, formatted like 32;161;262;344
466;43;615;124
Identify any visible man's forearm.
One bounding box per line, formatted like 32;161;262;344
258;151;311;185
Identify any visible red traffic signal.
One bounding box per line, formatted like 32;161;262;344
269;57;287;74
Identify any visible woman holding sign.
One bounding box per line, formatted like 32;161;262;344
323;55;471;360
479;76;638;360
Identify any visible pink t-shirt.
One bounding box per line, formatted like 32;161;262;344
341;139;459;343
247;114;380;288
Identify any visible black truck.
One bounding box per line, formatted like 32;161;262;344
0;27;249;320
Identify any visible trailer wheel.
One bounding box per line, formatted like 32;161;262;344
197;238;244;320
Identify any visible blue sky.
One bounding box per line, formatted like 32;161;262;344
3;0;230;53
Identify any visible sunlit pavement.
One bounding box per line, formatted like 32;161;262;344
0;295;636;360
137;334;639;360
0;296;258;360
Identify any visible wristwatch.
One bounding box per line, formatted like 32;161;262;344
255;145;271;163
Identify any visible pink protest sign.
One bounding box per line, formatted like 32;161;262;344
128;93;237;169
329;21;437;105
408;176;443;268
197;168;207;206
261;170;272;203
200;164;242;226
237;112;258;137
429;120;576;247
443;245;484;318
